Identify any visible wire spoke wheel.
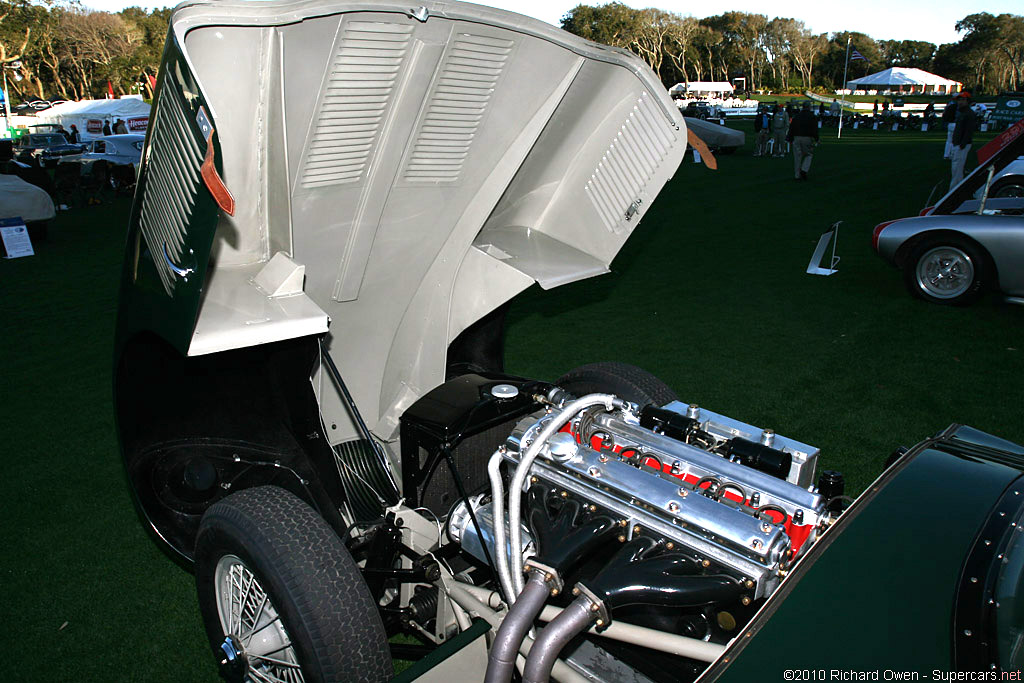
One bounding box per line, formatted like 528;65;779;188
195;486;392;683
215;555;305;683
915;246;975;300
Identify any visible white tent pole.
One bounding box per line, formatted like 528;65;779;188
838;36;850;140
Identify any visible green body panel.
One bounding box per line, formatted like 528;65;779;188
114;29;224;359
707;433;1024;680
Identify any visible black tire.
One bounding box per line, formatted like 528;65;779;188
902;236;989;306
991;176;1024;198
555;361;679;406
195;486;391;683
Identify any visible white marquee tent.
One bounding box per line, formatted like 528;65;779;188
847;67;962;94
32;96;151;141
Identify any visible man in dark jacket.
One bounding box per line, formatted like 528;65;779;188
103;120;112;136
941;98;957;158
949;92;977;190
787;102;819;180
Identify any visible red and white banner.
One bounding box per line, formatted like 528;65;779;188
127;117;149;132
86;118;103;134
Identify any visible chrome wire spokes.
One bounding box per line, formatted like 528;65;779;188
216;555;305;683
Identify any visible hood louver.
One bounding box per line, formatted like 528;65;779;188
138;76;205;295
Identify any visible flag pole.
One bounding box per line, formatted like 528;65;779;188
838;36;851;139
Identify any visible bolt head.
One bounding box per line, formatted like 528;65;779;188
633;525;641;534
668;502;680;512
618;535;626;543
530;476;538;484
560;491;568;498
702;559;711;568
595;619;605;627
741;596;751;606
665;542;675;550
590;603;600;612
572;587;580;596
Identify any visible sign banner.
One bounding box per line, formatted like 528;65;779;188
991;93;1024;124
977;116;1024;165
127;117;149;132
86;118;103;134
0;217;34;258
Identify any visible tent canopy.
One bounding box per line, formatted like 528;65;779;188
32;97;151;140
848;67;961;90
669;81;734;95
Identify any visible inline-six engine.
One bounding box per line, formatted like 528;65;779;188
446;387;845;682
504;399;827;599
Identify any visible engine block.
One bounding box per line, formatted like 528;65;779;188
502;400;826;598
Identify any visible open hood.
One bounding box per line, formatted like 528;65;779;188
161;0;687;439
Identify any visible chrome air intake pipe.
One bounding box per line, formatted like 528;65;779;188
522;536;744;683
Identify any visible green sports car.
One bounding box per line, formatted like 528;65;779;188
113;1;1024;681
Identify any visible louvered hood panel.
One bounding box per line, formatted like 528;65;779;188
170;0;687;438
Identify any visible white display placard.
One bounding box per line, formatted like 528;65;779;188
0;217;34;259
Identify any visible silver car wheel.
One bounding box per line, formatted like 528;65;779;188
215;554;305;683
915;246;975;300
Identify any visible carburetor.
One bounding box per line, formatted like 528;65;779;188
501;399;827;598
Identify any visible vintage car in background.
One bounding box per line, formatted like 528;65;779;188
874;134;1024;305
62;134;144;170
13;132;85;168
684;116;745;155
115;1;1024;681
990;157;1024;197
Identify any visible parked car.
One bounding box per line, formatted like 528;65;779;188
989;157;1024;198
62;134;144;171
0;173;56;241
681;101;717;119
874;138;1024;305
874;197;1024;304
684;116;745;155
13;132;85;168
115;2;1024;682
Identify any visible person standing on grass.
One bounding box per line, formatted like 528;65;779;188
753;107;771;157
787;102;819;181
949;92;977;190
771;104;788;157
941;98;957;159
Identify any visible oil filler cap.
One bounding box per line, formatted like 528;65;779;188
491;384;519;400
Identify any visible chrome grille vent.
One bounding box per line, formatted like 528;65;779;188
585;91;677;233
138;78;204;296
402;33;513;183
299;21;413;189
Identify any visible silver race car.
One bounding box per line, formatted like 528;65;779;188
874;132;1024;305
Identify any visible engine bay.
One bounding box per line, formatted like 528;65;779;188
349;372;849;683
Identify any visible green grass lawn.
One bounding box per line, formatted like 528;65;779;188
3;123;1023;680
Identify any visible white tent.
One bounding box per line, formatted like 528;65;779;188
669;81;735;96
32;96;151;141
847;67;962;94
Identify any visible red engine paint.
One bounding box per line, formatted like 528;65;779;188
557;429;815;557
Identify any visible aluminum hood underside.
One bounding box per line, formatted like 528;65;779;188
176;0;687;440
